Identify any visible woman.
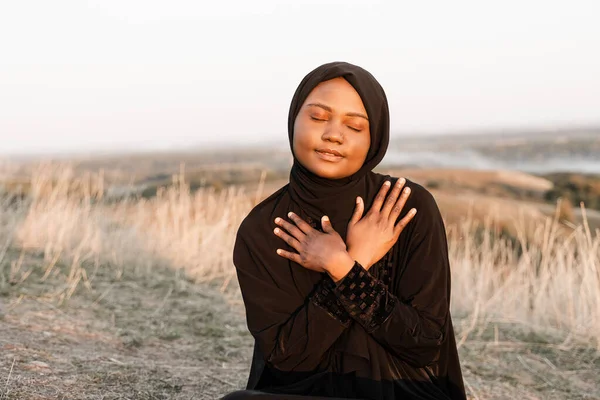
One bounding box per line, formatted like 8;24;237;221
223;62;466;399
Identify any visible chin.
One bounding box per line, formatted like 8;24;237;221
296;152;358;179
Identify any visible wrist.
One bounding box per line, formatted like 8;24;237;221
347;248;372;270
326;252;355;283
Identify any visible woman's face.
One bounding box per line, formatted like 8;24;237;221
293;77;371;179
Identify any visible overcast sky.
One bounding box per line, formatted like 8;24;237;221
1;0;599;155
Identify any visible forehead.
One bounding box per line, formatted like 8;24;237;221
303;77;367;113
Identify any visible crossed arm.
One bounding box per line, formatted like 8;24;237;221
234;179;451;372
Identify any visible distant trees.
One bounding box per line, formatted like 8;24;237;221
542;173;600;211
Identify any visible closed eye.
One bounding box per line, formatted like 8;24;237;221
347;126;362;132
310;116;327;122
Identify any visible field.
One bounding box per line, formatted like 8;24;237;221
1;129;600;399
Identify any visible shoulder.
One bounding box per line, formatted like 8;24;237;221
233;184;289;265
236;184;289;241
371;172;440;212
406;178;440;214
371;172;445;238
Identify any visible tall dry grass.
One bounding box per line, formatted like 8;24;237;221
1;163;599;348
449;205;600;348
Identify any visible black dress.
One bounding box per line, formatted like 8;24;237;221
228;177;466;400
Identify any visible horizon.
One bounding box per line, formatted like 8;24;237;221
2;123;599;161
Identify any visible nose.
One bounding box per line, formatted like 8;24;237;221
321;122;344;144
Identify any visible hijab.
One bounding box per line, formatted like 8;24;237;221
287;61;391;239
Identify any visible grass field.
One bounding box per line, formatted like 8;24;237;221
1;163;599;399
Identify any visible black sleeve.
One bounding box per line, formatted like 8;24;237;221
311;275;353;326
234;235;351;373
332;190;450;368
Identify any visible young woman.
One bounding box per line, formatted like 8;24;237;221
223;62;466;400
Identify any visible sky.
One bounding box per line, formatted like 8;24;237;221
1;0;599;155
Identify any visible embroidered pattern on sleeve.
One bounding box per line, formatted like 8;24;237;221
302;214;352;326
333;261;396;333
311;277;352;327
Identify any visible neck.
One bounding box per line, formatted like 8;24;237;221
288;160;367;224
293;160;357;190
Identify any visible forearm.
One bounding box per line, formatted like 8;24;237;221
325;248;375;283
235;235;350;373
264;293;350;371
347;247;375;271
331;261;446;367
324;251;356;282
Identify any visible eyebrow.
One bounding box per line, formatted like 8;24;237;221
306;102;369;121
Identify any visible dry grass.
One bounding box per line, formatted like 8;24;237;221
2;163;261;303
449;203;600;348
1;162;599;399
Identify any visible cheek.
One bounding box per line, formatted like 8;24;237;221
293;118;317;150
353;134;371;162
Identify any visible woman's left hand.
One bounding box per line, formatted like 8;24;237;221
274;212;354;277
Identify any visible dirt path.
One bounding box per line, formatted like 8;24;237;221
1;258;599;399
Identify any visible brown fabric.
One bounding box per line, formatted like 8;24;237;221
232;61;466;399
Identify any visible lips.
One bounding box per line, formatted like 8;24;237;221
315;148;344;163
315;148;343;157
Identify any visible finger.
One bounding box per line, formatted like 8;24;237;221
389;185;412;221
381;177;406;218
275;217;304;241
393;208;417;237
276;249;303;265
274;227;302;251
321;215;336;234
287;212;314;234
349;197;364;225
371;180;392;214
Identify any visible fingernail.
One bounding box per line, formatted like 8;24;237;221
356;197;361;204
404;187;411;194
384;181;391;186
322;215;329;222
275;217;281;224
411;208;417;214
274;228;280;233
288;212;293;218
276;249;282;255
400;177;406;184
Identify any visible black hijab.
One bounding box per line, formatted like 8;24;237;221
287;61;391;239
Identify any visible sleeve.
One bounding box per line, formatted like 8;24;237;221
233;232;352;373
332;190;451;368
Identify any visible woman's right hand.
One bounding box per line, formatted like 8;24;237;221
345;178;417;270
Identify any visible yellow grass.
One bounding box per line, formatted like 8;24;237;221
1;163;599;348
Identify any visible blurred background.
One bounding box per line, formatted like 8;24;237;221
1;1;599;399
